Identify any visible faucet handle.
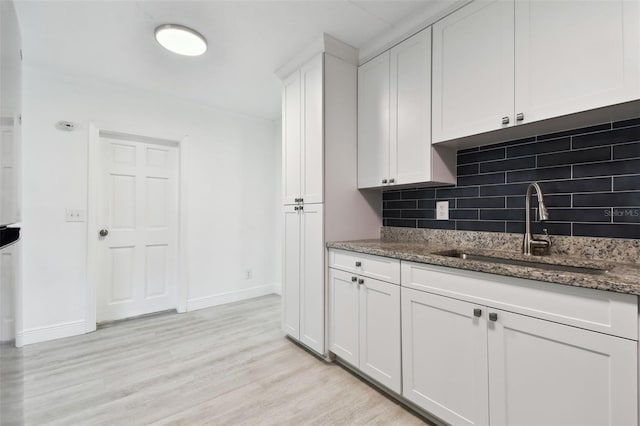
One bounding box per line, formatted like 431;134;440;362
542;228;552;248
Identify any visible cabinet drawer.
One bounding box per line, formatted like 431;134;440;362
401;261;638;340
329;249;400;284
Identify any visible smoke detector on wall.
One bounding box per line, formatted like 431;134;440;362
55;121;76;131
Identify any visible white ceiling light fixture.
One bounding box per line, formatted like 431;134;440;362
155;24;207;56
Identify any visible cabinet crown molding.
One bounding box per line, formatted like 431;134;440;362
275;33;358;80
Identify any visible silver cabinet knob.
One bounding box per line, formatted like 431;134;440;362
516;112;524;122
489;312;498;322
501;116;510;125
294;206;299;211
351;276;357;282
358;278;364;285
389;178;395;184
355;261;362;267
382;179;388;184
99;229;109;237
473;308;482;318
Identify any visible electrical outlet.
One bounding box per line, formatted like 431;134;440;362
65;209;85;222
436;201;449;220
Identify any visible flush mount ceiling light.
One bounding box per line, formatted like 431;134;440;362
155;24;207;56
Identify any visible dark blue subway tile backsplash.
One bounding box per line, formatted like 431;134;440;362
382;118;640;239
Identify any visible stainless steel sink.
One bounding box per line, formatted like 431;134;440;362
433;250;609;275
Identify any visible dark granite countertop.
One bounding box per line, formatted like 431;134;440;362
327;239;640;296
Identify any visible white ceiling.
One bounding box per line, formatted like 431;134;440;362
14;0;449;120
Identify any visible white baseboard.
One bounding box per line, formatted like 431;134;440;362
187;283;280;312
16;319;86;346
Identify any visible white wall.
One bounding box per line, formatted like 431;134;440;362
19;66;280;345
273;119;282;295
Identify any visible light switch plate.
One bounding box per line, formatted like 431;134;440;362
436;201;449;220
65;209;85;222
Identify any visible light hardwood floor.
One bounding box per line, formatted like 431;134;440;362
0;295;430;425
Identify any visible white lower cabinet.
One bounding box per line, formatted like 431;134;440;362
488;308;637;426
329;267;401;393
402;286;638;426
402;288;489;426
282;204;324;354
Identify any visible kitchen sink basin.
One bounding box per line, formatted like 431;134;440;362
433;250;609;275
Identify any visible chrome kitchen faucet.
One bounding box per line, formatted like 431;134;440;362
523;182;552;256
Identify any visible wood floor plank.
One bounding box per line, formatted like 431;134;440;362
0;295;430;425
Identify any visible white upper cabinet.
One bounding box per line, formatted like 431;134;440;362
282;71;302;205
358;28;455;189
432;0;514;143
282;54;324;205
357;52;390;189
432;0;640;143
514;0;640;125
301;55;324;204
390;28;433;186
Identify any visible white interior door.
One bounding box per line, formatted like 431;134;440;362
97;136;178;322
0;115;18;225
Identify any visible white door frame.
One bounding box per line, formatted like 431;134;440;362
86;123;189;333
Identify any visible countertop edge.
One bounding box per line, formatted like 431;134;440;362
327;241;640;297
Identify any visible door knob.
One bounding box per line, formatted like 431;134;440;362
99;229;109;237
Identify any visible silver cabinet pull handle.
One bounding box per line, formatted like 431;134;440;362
501;116;510;125
516;112;524;122
389;178;395;184
382;179;388;184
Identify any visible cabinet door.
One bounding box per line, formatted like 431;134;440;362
328;268;359;366
359;277;401;393
390;28;432;186
301;54;324;204
282;205;300;339
432;0;514;143
299;203;324;354
282;71;301;205
515;0;640;125
358;52;390;189
488;309;637;426
402;288;489;426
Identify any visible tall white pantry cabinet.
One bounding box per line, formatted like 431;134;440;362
277;35;381;356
